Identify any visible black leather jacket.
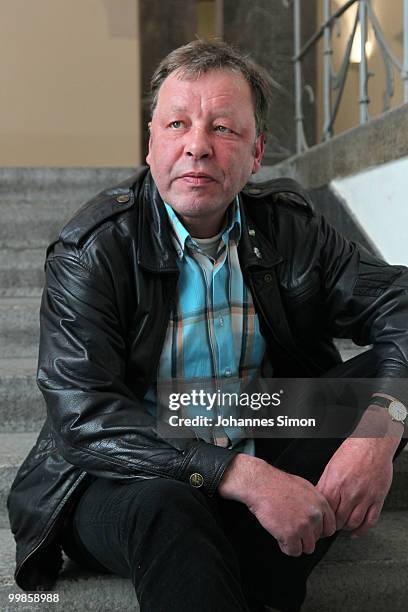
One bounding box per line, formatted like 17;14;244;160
7;167;408;590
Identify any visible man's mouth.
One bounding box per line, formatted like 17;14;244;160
179;173;216;186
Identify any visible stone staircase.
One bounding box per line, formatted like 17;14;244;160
0;168;407;611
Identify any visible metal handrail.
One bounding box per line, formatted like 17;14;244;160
293;0;357;62
286;0;408;153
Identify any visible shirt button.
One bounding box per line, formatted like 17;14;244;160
190;473;204;488
264;273;273;283
225;368;232;377
219;316;224;326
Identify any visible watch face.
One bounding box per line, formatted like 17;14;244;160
389;401;408;422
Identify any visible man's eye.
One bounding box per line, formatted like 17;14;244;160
170;120;183;128
214;125;232;133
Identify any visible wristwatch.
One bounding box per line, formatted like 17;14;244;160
370;394;408;425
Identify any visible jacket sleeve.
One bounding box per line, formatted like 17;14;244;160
317;213;408;405
37;250;237;496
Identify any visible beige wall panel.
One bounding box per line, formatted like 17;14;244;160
0;0;140;166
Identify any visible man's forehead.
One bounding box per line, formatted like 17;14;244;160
168;102;235;114
155;68;253;107
159;68;249;94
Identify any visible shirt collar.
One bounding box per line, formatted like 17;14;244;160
164;197;241;259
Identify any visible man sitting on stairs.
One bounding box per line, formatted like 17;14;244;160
7;40;408;612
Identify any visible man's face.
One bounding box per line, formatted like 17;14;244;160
146;69;265;237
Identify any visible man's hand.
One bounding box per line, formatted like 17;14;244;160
218;454;336;557
316;422;400;538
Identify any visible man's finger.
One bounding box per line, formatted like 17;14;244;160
349;502;383;538
333;493;358;531
316;481;341;516
301;532;317;555
278;537;302;557
321;504;337;538
343;503;368;532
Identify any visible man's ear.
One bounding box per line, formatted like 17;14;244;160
251;133;265;174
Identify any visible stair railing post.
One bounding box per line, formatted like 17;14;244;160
358;0;369;123
323;0;333;140
293;0;304;153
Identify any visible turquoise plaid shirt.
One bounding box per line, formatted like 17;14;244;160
145;197;267;456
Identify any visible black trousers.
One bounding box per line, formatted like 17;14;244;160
61;351;407;612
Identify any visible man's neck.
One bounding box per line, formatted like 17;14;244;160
177;211;228;239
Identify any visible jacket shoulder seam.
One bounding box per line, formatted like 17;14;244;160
46;253;93;275
52;211;135;272
78;210;135;255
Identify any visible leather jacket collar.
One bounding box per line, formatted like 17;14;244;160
137;169;284;273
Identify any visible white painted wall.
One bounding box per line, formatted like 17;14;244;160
332;156;408;265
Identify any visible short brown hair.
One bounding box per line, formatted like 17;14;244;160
150;39;274;136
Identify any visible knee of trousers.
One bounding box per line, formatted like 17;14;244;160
125;478;220;535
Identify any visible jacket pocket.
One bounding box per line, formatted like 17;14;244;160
281;270;321;303
281;273;323;337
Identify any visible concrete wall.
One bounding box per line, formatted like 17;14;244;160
0;0;141;166
223;0;317;164
255;104;408;264
138;0;197;162
332;156;408;265
256;103;408;189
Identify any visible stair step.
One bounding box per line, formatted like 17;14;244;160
0;359;44;433
0;527;136;611
1;511;408;611
304;510;408;611
0;297;41;358
384;444;408;511
0;167;135;199
0;432;39;527
0;201;73;249
0;169;136;248
0;249;45;297
334;338;371;360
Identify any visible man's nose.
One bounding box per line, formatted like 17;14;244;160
184;127;213;159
